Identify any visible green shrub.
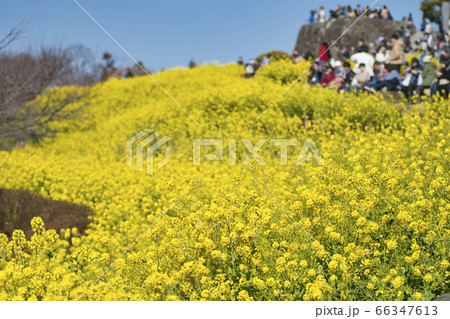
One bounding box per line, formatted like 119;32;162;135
255;50;291;62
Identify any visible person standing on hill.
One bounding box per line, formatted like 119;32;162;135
408;13;413;23
381;6;393;20
318;7;326;23
354;4;362;17
318;43;330;62
373;5;382;18
309;10;316;24
329;9;338;20
387;34;404;72
347;6;356;18
405;26;412;50
336;5;346;19
427;31;436;51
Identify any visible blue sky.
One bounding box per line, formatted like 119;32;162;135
1;0;423;70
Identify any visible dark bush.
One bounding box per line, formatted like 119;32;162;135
0;188;91;238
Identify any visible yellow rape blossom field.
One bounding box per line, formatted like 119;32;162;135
0;60;449;301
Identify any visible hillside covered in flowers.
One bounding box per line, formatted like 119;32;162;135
0;61;449;301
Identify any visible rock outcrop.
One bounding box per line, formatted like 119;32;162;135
434;294;450;301
294;18;416;57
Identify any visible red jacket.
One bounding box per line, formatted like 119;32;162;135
320;72;336;86
318;45;330;62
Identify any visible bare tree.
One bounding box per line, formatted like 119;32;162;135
0;24;90;145
0;21;27;51
63;44;102;85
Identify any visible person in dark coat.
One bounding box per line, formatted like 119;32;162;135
433;59;450;98
356;39;369;53
338;61;355;92
303;48;314;61
402;58;423;100
309;62;324;85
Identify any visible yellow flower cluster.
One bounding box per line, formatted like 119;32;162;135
0;61;449;300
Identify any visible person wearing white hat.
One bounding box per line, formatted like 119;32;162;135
331;60;342;69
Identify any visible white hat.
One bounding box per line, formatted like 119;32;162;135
423;55;432;63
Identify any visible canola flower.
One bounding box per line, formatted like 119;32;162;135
0;60;449;301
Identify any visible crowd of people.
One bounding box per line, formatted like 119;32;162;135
238;5;450;101
300;29;450;100
301;5;450;99
308;4;401;24
239;56;270;78
240;31;450;100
